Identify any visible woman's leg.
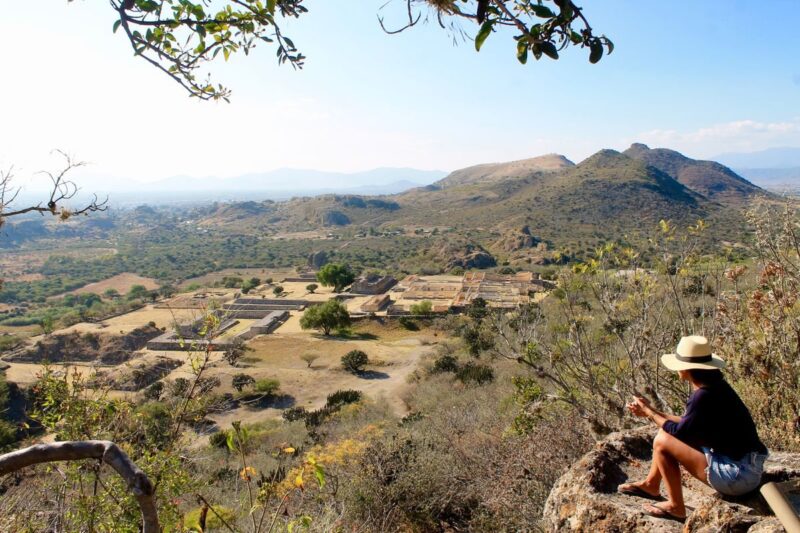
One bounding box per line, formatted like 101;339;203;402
650;429;708;516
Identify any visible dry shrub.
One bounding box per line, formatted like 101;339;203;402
335;362;591;531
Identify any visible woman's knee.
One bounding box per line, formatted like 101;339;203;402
653;429;669;452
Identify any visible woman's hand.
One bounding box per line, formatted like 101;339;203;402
627;396;650;418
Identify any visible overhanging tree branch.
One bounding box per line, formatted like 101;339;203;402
0;440;159;533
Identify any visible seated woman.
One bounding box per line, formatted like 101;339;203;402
618;335;768;522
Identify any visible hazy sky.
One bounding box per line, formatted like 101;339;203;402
2;1;799;187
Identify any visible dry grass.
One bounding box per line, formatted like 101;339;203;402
62;273;159;296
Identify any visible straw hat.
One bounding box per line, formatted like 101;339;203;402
661;335;726;371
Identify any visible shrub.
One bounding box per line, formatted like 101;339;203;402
409;300;433;316
0;420;18;451
209;429;230;449
341;350;369;374
431;354;459;374
231;373;255;392
282;406;308;422
306;283;318;294
253;378;280;396
326;389;362;409
398;316;418;330
455;362;494;385
273;285;284;296
143;381;164;401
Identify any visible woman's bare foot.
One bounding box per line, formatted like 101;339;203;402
618;480;662;500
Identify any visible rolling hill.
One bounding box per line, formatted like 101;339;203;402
187;145;767;264
623;143;761;200
436;154;574;188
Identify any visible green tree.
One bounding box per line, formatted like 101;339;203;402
409;300;433;316
103;288;120;299
316;264;355;293
127;284;149;301
273;285;284;296
341;350;369;374
306;283;318;294
299;299;350;336
40;315;55;336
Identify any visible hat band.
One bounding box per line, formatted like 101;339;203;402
676;353;712;363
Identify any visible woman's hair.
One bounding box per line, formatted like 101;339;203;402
686;368;724;385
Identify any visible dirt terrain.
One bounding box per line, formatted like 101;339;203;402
63;273;159;296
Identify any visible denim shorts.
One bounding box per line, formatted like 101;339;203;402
703;447;767;496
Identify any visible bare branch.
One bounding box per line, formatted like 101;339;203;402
0;151;108;224
0;440;159;533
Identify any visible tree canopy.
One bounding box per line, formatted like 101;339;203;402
97;1;609;101
316;263;356;293
299;299;350;336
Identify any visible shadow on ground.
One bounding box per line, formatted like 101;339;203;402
358;370;390;380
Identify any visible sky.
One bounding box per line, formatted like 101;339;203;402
1;0;799;189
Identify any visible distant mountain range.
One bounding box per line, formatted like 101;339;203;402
72;167;447;197
712;147;800;189
191;143;768;261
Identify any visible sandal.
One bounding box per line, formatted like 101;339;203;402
642;503;686;522
617;483;665;502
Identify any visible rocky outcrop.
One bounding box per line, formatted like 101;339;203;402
543;426;800;532
307;250;329;269
320;210;350;226
495;225;541;252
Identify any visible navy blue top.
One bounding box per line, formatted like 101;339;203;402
662;380;767;460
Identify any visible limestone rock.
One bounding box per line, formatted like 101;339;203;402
543;426;800;532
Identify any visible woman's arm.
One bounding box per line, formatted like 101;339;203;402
628;397;681;425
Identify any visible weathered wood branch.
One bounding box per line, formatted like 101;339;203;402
0;440;159;532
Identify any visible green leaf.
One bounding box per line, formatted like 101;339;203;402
516;41;528;64
112;20;122;34
225;430;235;451
313;464;326;488
267;0;276;15
606;39;615;55
530;5;555;18
589;40;603;63
474;21;492;52
541;41;559;60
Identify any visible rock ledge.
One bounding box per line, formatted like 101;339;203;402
543;426;800;532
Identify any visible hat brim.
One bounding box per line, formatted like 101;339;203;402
661;353;726;371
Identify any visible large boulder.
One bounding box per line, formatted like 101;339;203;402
543;426;800;532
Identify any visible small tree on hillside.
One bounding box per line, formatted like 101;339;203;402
231;373;255;393
273;285;284;297
341;350;369;374
316;263;355;292
300;352;320;368
306;283;318;294
104;288;120;299
300;300;350;336
127;284;149;302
